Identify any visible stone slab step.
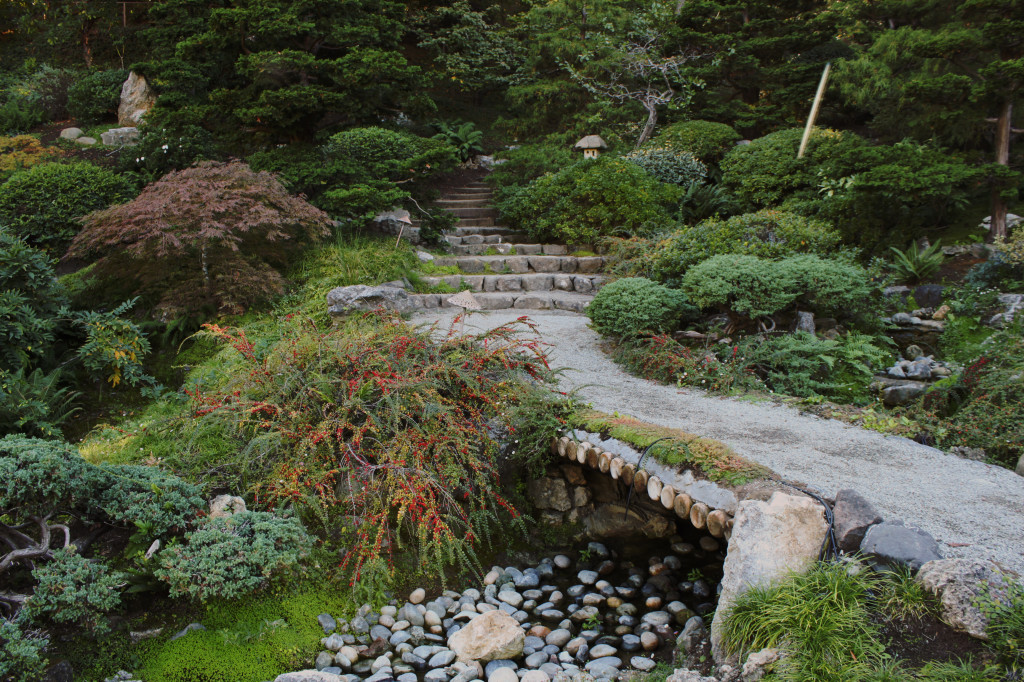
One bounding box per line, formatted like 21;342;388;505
451;243;572;256
412;218;496;228
410;290;593;314
419;273;606;294
445;192;493;200
443;206;498;219
451;226;521;237
436;198;492;208
432;254;604;275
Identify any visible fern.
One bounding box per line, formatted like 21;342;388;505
889;240;944;283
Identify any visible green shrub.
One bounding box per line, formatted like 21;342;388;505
67;69;127;125
0;97;43;135
676;182;738;224
156;512;309;601
488;142;576;190
643;209;844;285
433;120;484;161
0;367;78;438
682;254;877;321
118;124;217;184
321;127;458;220
0;162;135;253
0;615;47;681
498;156;678;244
622;147;707;185
652;120;741;162
984;579;1024;669
921;325;1024;468
0;135;61;181
27;547;125;633
587;277;698;338
610;334;758;393
0;229;65;373
721;127;864;209
739;331;892;401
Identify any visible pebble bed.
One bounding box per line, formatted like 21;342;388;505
305;538;723;682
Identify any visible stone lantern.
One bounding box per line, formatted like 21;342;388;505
574;135;607;159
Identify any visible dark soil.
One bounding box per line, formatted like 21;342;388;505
879;611;995;668
935;253;986;286
32;119;122;169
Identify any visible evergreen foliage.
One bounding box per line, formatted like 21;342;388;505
586;277;698;338
66;69;127;125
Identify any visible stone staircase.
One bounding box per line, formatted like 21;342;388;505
406;180;606;314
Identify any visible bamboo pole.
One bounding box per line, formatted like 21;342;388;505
797;62;831;159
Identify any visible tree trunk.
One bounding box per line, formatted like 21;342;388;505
990;100;1013;240
635;102;658;148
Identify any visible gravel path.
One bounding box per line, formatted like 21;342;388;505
411;309;1024;576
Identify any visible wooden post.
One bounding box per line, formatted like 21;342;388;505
798;62;831;159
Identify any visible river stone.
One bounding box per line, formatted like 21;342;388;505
425;670;449;682
75;136;97;146
554;555;571;569
577;571;599;585
521;672;550;682
589;644;616;659
429;650;457;668
546;629;571;647
499;591;523;608
640;612;670;628
515;571;541;589
711;492;827;664
569;606;599;624
399;675;418;682
485;660;517;677
488;669;518;682
639;632;659;651
400;604;426;627
316;651;337;670
916;558;1015;639
410;588;427;604
59;127;83;140
861;520;942;570
630;657;656;672
448;610;525;662
584;658;621;672
524;652;548;668
371;625;392;641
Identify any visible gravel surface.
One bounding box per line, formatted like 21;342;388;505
411;309;1024;576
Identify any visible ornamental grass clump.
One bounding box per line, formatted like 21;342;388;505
183;314;562;584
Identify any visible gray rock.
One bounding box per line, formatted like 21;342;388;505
399;604;425;627
425;670;450;682
546;629;572;647
75;136;97;146
515;571;541;589
640;612;670;627
170;622;206;641
318;651;337;670
554;555;571;569
448;610;525;663
274;672;344;682
630;657;656;672
882;382;927;407
391;630;413;647
100;126;140;146
399;675;419;682
525;652;549;668
577;571;599;585
118;71;156;126
1017;453;1024;477
794;311;815;334
372;625;394;641
904;345;924;360
583;658;620;672
323;634;346;651
59;127;83;140
861;520;942;570
916;558;1015;639
677;616;706;653
328;285;413;316
833;489;883;553
351;616;370;634
318;613;338;634
485;660;518;677
488;669;519;682
891;312;914;326
742;648;780;682
904;360;932;380
589;644;616;659
914;284;945;309
582;503;674;539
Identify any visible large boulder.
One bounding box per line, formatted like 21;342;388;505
448;610;525;663
327;285;412;316
118;71;157;126
915;558;1015;639
860;520;941;570
710;492;827;664
832;489;882;553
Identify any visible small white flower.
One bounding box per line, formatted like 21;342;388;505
162;144;169;150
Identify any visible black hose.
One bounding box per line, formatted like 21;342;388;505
623;437;673;521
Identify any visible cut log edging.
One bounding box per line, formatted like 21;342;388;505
553;431;741;539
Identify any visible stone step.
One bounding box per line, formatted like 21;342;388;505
418;273;606;295
451;243;572;256
436;198;492;208
443;206;498;219
463;181;490;188
432;254;605;275
444;192;494;200
411;218;496;228
410;290;593;314
450;226;521;237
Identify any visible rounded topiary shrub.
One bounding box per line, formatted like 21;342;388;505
587;277;697;338
653;120;741;162
500;157;678;244
622;147;707;185
0;162;135;253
